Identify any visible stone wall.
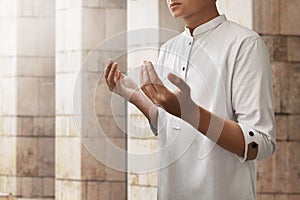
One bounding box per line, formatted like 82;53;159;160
254;0;300;199
0;0;299;199
55;0;127;199
0;0;55;199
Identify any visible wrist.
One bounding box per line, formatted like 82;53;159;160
128;89;143;104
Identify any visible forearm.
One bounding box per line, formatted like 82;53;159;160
182;103;245;157
130;92;158;128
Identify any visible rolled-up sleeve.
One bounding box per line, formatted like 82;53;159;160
232;37;276;162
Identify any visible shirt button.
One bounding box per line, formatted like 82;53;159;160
182;67;185;71
249;131;254;136
251;143;257;148
188;42;192;45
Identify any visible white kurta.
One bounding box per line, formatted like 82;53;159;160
151;15;276;200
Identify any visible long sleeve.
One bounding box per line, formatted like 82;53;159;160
232;37;276;162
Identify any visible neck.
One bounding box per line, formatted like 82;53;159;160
184;5;219;36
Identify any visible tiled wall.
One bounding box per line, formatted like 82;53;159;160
0;0;299;199
254;0;300;199
0;0;55;199
55;0;127;200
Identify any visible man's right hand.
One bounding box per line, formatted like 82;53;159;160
104;59;142;103
103;59;158;127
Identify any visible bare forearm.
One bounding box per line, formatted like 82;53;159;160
182;103;245;157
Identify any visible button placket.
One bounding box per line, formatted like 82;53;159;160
181;38;193;80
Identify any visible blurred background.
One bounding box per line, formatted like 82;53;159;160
0;0;299;200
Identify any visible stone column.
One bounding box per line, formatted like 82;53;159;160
55;0;127;199
0;0;55;199
253;0;300;199
127;0;184;199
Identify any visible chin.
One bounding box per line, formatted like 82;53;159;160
171;11;183;18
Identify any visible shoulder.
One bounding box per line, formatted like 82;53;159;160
219;20;264;49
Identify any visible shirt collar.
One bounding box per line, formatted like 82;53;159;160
184;15;226;37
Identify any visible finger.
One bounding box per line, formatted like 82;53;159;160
141;65;158;102
139;63;144;86
167;73;190;92
114;69;121;83
104;59;113;79
141;84;158;105
143;63;160;93
142;64;150;85
107;62;118;87
146;61;163;85
146;62;163;93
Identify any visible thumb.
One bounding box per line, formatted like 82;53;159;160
167;73;189;92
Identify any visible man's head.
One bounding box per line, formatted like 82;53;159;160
166;0;217;19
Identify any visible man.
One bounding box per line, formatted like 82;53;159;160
104;0;276;199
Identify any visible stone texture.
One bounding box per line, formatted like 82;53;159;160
17;57;55;77
81;143;106;180
0;57;16;77
0;77;17;115
97;116;126;138
0;116;17;136
17;77;39;116
275;115;288;140
55;73;77;115
275;195;300;200
288;114;300;141
287;36;300;62
98;182;110;199
0;18;17;56
270;61;283;114
31;177;43;197
257;157;275;193
280;0;300;35
87;182;98;200
38;78;55;116
274;142;300;193
0;0;17;17
99;0;126;9
55;116;78;137
37;138;55;176
17;18;55;57
0;137;16;175
55;180;86;200
21;177;33;197
129;172;157;187
33;117;55;137
16;138;39;176
55;137;81;179
43;178;54;197
257;194;274;200
281;63;300;114
56;9;82;52
55;51;82;73
18;0;55;18
110;182;126;200
129;186;157;200
253;0;280;34
82;8;105;50
104;8;126;38
262;36;287;62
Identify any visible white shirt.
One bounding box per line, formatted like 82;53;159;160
151;15;276;200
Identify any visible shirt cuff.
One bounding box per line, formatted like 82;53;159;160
149;106;167;136
236;122;261;163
